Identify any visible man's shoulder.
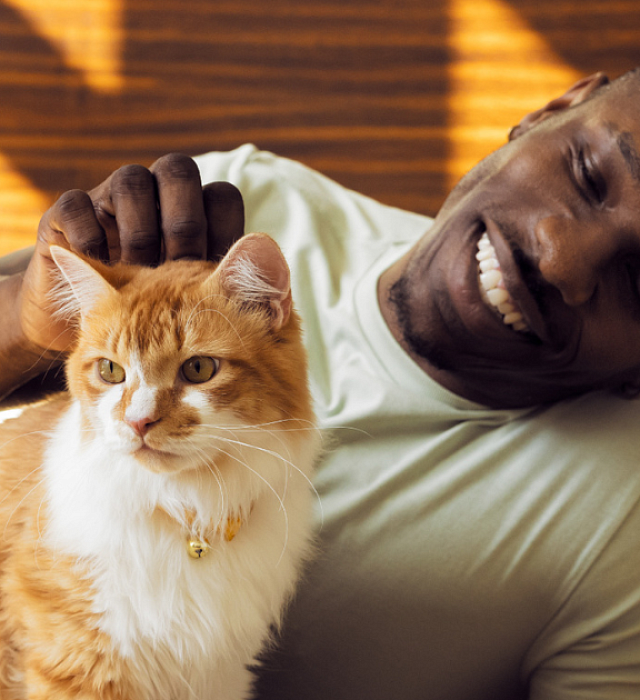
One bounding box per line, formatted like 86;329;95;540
194;145;433;246
528;388;640;458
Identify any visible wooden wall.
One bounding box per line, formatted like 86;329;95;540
1;0;640;256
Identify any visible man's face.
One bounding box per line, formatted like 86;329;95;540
383;75;640;407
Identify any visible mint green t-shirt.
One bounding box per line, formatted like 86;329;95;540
196;145;640;700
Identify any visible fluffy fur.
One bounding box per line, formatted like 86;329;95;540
0;235;320;699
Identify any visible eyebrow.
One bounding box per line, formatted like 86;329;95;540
616;130;640;184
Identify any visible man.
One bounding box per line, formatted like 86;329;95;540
1;70;640;699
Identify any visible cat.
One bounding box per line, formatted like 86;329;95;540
0;233;320;700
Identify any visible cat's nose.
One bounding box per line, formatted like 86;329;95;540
126;416;160;437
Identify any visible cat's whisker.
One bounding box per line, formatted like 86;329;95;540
212;424;295;478
205;432;323;543
197;417;320;435
184;433;288;536
183;293;248;350
0;428;55;450
198;420;318;474
212;443;291;563
33;494;49;571
175;666;199;700
23;321;70;375
195;424;320;512
36;494;46;541
183;290;228;326
232;416;315;427
209;434;322;522
0;459;51;510
246;425;295;504
181;437;230;522
2;476;46;541
211;417;370;440
203;465;230;525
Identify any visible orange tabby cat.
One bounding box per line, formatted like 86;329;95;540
0;234;319;700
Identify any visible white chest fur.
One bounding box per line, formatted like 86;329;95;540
42;402;317;700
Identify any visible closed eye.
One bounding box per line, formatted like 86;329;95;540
573;146;606;205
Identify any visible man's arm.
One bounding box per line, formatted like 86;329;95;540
0;272;55;400
0;153;244;401
525;494;640;700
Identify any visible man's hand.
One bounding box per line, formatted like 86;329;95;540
18;153;245;355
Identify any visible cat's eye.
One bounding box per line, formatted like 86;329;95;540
182;356;219;383
97;358;126;384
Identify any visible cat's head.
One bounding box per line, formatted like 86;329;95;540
50;234;313;475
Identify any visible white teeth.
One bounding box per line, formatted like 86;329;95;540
476;247;493;261
479;258;499;273
476;232;530;333
497;301;515;315
486;288;510;306
503;311;523;325
479;269;501;289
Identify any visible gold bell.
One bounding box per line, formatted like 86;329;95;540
187;539;210;559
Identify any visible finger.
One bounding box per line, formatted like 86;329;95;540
108;164;161;265
88;176;122;262
202;182;245;261
39;189;108;260
150;153;207;261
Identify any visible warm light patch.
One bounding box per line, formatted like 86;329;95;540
0;0;124;257
446;0;581;190
0;153;50;257
5;0;124;92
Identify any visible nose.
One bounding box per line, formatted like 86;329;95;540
535;215;617;307
126;416;160;437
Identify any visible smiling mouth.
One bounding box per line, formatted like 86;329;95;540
476;232;531;333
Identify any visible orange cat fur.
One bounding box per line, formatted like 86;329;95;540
0;234;319;700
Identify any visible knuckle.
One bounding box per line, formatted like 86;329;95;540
93;208;114;235
93;199;112;223
125;230;158;251
55;189;92;221
168;220;203;241
153;153;199;181
111;164;154;197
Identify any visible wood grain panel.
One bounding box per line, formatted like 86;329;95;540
1;0;640;256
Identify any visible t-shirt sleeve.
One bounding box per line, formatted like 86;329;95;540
526;499;640;699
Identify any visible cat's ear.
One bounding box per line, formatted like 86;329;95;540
217;233;292;331
49;246;115;321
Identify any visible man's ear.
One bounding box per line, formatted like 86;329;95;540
508;72;610;141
